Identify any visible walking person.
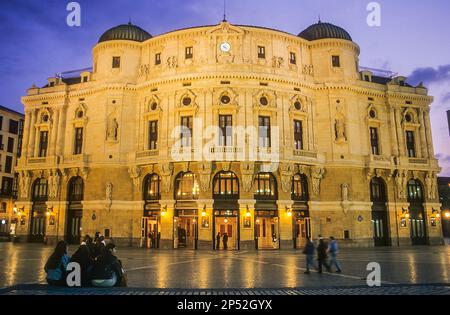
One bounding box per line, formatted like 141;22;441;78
317;237;331;274
222;232;228;250
328;236;342;273
44;241;70;286
302;237;315;274
216;232;221;250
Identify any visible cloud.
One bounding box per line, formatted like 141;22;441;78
442;92;450;104
407;64;450;86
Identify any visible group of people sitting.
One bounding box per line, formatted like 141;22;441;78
44;234;126;287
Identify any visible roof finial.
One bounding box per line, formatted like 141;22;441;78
128;17;132;25
223;0;227;22
318;15;322;23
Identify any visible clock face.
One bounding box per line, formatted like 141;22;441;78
220;42;231;52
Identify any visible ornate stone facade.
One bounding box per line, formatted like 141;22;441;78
13;21;442;249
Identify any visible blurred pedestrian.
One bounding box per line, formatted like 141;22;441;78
317;237;331;273
328;236;342;273
302;237;315;274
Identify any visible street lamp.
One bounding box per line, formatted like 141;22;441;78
445;211;450;219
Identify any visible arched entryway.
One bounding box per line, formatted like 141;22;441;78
142;173;161;249
212;171;240;251
292;173;311;249
66;176;84;245
370;177;390;246
174;172;199;250
254;172;279;250
407;179;428;245
29;178;48;243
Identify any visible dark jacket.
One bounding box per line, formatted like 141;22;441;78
91;252;123;286
317;240;328;260
303;241;315;255
70;244;95;286
223;234;229;242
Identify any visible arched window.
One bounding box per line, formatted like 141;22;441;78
32;178;48;202
213;171;239;199
370;177;387;202
407;179;424;202
143;174;161;201
292;174;308;201
175;172;199;200
68;177;84;202
254;173;277;200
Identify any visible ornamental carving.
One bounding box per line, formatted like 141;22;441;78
425;171;437;200
167;56;178;69
311;166;325;196
240;162;255;192
280;163;294;193
198;162;212;192
272;56;284;68
19;171;31;199
158;163;174;193
395;170;408;199
128;166;142;189
48;169;61;198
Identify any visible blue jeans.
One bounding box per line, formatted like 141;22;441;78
329;253;342;271
306;255;314;271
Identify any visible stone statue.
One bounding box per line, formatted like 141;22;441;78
311;166;325;196
198;162;212;192
128;166;141;188
396;171;407;199
106;182;113;201
342;184;349;202
50;170;60;198
335;105;346;143
280;163;294;193
425;172;437;200
272;56;284;68
240;162;255;192
159;163;174;193
107;117;119;141
19;171;31;199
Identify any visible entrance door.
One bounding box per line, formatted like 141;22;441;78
147;218;160;249
66;210;82;245
30;210;46;243
255;217;279;250
174;217;198;249
215;217;237;250
294;217;311;249
372;210;390;246
410;205;427;245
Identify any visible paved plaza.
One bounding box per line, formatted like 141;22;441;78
0;243;450;292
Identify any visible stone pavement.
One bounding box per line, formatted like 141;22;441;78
1;243;450;290
1;284;449;295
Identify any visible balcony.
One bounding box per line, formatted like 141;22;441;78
408;158;428;165
293;150;318;159
136;150;160;159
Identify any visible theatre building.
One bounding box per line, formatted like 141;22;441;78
13;19;443;249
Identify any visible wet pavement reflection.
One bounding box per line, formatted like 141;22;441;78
1;243;449;288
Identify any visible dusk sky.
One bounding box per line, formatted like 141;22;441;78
0;0;449;175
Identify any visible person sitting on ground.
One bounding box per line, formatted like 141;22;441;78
70;235;95;287
44;240;70;286
94;235;106;258
91;243;126;287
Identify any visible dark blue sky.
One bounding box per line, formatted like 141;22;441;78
0;0;449;174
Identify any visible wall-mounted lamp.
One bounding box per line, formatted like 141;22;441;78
202;205;207;217
14;205;25;217
402;208;410;218
286;206;292;217
246;205;251;218
161;205;167;216
46;206;54;217
432;209;440;218
444;211;450;219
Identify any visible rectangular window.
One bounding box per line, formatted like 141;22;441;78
1;177;13;195
258;116;271;148
5;156;12;174
406;131;416;158
290;52;297;65
0;135;3;151
219;115;233;146
7;137;14;153
185;47;193;59
332;55;341;67
148;121;158;150
112;56;121;69
180;116;193;148
294;120;303;150
17;120;24;158
0;116;3;131
370;127;380;155
155;53;161;65
9;119;18;135
258;46;266;59
38;131;48;157
74;127;83;155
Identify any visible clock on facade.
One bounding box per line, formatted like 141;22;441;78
220;42;231;52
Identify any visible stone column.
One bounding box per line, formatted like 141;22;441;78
21;109;32;158
418;109;429;158
28;109;37;158
389;107;399;156
56;106;65;156
49;107;60;157
424;110;435;158
394;108;406;156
